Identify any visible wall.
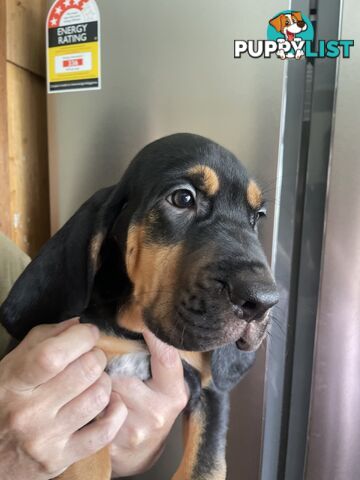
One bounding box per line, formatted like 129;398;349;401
0;0;50;258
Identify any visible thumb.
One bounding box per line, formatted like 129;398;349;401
143;329;185;396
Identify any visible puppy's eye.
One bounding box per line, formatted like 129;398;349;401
256;207;267;220
285;20;290;25
168;189;195;209
251;207;267;227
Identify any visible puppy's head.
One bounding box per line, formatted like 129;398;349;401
113;134;278;351
0;134;278;353
269;11;307;40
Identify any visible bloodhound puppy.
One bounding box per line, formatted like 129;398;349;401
0;133;278;480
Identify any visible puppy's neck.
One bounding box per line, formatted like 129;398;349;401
117;298;145;333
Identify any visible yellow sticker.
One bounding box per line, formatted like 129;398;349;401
46;0;101;93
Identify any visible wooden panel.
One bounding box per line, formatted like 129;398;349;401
0;0;11;237
7;62;50;257
6;0;48;77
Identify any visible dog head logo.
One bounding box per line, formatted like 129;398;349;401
268;10;314;59
270;12;307;41
234;10;353;60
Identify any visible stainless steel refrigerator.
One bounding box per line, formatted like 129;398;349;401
47;0;360;479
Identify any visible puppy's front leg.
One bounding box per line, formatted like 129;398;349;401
56;446;111;480
172;390;229;480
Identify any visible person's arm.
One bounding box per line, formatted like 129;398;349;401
110;329;189;477
0;318;127;480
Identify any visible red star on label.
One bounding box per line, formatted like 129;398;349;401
79;0;90;9
47;0;91;27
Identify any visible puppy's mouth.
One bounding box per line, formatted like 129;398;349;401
286;31;296;41
235;320;269;352
145;301;270;352
285;23;305;41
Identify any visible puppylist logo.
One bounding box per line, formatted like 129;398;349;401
234;10;354;60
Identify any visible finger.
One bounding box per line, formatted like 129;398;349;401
10;323;99;389
66;392;128;461
39;347;107;409
24;318;80;348
112;411;151;450
111;377;173;440
56;372;112;433
4;319;80;361
143;329;185;396
111;376;153;411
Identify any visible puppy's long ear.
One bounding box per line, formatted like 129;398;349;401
0;184;127;340
211;345;256;392
292;11;303;22
269;14;283;32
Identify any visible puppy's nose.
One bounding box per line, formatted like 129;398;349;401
227;281;279;322
297;20;305;28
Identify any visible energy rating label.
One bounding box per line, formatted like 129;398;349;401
46;0;101;93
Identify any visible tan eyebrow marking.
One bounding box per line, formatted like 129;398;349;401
247;179;263;209
187;165;220;196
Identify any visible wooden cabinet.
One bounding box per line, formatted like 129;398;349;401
0;0;50;257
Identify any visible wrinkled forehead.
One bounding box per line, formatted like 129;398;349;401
129;135;263;208
184;162;263;210
161;155;262;208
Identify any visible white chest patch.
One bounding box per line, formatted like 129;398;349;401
106;352;151;381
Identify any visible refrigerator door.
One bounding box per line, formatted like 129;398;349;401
305;0;360;478
47;1;284;478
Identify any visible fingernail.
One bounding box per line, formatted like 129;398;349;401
116;396;128;419
90;324;100;338
107;393;128;421
93;347;106;364
62;317;79;326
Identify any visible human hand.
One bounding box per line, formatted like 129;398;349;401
110;329;189;477
0;318;127;480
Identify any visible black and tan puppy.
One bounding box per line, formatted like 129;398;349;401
0;133;279;480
